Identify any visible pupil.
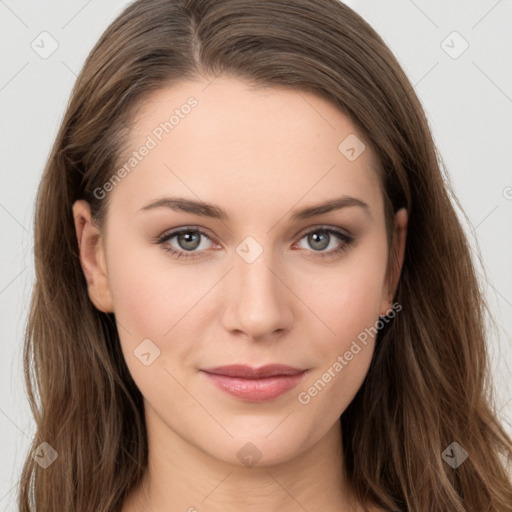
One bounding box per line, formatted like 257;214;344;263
179;231;200;250
310;231;329;250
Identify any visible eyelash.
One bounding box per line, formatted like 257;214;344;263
154;225;354;261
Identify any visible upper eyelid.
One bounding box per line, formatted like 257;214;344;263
158;226;217;243
157;224;351;246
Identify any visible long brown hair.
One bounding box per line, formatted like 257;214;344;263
18;0;512;510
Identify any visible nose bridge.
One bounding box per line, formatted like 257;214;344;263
225;235;292;339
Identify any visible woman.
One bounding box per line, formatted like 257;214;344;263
18;0;512;511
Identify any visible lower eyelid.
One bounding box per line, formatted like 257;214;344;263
294;229;352;252
157;227;353;258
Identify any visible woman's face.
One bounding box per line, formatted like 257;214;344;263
74;76;406;467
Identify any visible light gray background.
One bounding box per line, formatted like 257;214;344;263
1;1;511;509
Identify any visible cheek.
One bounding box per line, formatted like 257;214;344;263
105;238;220;382
104;243;201;403
295;238;388;418
304;270;383;387
316;238;389;351
106;236;202;338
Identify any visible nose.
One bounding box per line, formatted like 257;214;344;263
221;245;294;342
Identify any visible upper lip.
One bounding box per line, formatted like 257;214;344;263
201;364;307;379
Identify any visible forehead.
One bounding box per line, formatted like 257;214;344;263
111;76;383;220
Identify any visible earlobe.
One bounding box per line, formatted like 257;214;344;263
380;207;408;316
72;200;114;313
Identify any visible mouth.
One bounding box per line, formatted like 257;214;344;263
200;364;308;402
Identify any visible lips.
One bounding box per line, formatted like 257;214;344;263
200;364;308;402
200;364;307;378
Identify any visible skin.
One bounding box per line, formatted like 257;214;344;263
72;76;407;512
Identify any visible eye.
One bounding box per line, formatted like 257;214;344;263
293;226;354;259
155;227;217;260
155;225;354;261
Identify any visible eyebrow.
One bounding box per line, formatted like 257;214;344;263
138;195;371;221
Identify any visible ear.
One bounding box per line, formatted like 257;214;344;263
379;207;408;316
72;200;114;313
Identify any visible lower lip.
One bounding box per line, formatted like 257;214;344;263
201;371;307;402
